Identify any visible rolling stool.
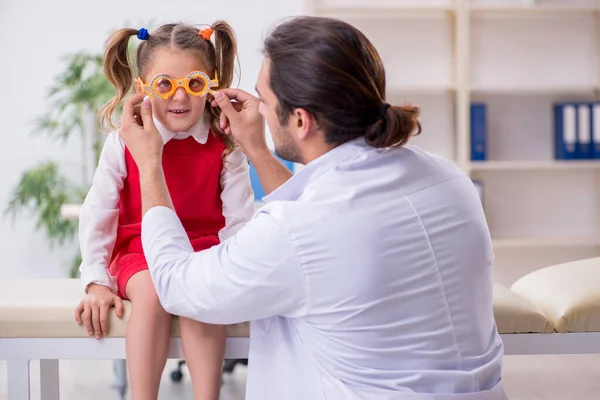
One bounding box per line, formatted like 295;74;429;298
112;359;128;400
170;359;249;383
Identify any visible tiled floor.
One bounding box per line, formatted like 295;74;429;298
0;359;247;400
1;355;600;399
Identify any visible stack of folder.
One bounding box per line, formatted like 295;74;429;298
554;102;600;160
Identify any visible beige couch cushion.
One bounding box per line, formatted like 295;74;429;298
493;282;553;334
0;279;249;338
511;257;600;333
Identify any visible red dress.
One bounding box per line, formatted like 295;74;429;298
108;133;227;300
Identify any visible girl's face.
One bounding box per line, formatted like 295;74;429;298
137;47;210;133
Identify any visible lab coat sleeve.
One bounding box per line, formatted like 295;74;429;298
218;148;255;241
141;206;308;325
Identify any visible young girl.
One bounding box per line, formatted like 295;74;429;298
74;21;255;400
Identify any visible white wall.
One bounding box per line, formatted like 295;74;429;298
0;0;306;279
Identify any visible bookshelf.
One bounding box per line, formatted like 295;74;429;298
304;0;600;285
469;160;600;171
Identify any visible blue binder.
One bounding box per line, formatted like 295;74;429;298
249;153;295;200
470;103;486;161
590;102;600;159
554;103;578;160
576;103;593;159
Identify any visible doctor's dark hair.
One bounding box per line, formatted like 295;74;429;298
263;16;421;148
98;21;239;157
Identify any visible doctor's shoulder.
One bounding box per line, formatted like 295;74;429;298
401;144;467;177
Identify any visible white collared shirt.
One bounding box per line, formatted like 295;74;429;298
78;115;255;292
141;138;508;400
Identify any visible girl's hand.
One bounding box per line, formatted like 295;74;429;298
74;284;124;339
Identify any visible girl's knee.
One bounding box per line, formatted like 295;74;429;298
126;271;165;313
179;317;225;334
179;316;197;328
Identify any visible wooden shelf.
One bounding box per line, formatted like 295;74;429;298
315;5;455;19
470;5;599;14
315;3;597;18
469;160;600;171
469;85;599;94
493;236;600;249
389;84;456;94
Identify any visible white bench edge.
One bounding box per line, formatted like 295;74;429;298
3;333;600;399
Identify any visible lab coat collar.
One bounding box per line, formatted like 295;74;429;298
154;113;211;145
264;137;366;202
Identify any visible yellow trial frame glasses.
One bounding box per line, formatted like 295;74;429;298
137;71;219;100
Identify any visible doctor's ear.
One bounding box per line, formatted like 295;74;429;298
293;108;317;141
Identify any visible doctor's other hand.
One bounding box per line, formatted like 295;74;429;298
119;93;164;170
211;89;267;158
74;284;124;339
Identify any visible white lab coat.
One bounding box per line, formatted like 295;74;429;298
142;138;508;400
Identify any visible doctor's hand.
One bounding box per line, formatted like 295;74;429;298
211;89;268;158
119;93;164;170
74;284;124;339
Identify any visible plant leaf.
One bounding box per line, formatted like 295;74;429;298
4;162;82;247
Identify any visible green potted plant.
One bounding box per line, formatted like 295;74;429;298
4;50;126;277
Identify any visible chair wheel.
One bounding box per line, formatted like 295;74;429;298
171;369;184;382
223;359;237;373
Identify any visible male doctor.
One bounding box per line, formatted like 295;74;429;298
119;16;507;400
